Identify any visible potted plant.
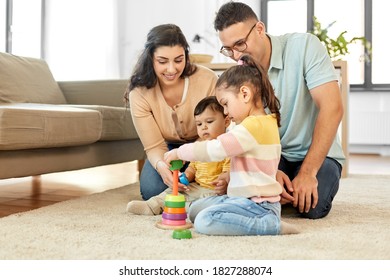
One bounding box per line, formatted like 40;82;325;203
310;16;371;62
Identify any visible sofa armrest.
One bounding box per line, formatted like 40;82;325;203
58;79;129;107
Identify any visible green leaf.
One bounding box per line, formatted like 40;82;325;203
309;17;371;62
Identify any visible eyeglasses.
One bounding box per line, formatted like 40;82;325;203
219;23;257;57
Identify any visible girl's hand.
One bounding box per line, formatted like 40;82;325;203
164;149;179;165
276;170;294;204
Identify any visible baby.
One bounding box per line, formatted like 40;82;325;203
126;96;230;215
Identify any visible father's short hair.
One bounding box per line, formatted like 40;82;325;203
214;2;259;31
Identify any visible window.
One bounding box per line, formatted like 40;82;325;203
262;0;388;91
0;0;7;52
267;0;307;35
45;0;121;80
10;0;42;57
372;1;389;85
1;0;119;81
314;0;365;85
1;0;42;57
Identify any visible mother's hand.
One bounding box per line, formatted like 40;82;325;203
156;160;188;192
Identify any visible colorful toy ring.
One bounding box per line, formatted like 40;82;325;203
165;200;185;208
172;229;192;239
169;160;183;171
162;212;187;220
165;194;185;202
179;173;190;185
162;218;187;226
163;207;186;214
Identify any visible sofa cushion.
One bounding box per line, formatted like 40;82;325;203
0;104;102;150
0;52;67;104
65;105;138;140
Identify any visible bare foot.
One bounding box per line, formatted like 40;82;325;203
280;221;300;235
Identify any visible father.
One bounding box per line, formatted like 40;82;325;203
214;1;345;219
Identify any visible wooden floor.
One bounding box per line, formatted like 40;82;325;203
0;161;139;218
1;154;390;218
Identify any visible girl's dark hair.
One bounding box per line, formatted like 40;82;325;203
215;55;281;127
214;2;258;31
194;96;226;117
124;24;197;106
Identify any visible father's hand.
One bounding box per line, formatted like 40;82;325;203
292;171;318;213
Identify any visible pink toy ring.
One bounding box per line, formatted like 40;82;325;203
161;218;187;226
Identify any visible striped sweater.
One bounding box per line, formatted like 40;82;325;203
177;114;282;200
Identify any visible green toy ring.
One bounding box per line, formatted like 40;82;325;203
165;200;185;208
172;229;192;239
170;160;184;171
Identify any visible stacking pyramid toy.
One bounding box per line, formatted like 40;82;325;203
156;160;192;230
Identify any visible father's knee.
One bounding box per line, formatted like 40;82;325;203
300;202;332;219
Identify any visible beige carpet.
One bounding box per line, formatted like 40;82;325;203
0;174;389;260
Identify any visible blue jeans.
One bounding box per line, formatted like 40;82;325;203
278;156;342;219
188;196;281;236
140;143;189;200
139;159;168;200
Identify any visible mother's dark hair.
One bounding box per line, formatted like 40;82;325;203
125;24;196;100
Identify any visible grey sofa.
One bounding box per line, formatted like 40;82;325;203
0;52;145;181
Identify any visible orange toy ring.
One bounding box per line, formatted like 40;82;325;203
163;207;186;214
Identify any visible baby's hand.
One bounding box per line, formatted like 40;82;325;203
211;179;228;195
164;149;179;165
211;172;229;195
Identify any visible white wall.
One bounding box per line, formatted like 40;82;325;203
44;0;260;80
46;0;216;80
349;92;390;156
117;0;260;78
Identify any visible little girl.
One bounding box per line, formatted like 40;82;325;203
164;55;298;235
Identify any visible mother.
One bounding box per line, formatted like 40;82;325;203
124;24;218;200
